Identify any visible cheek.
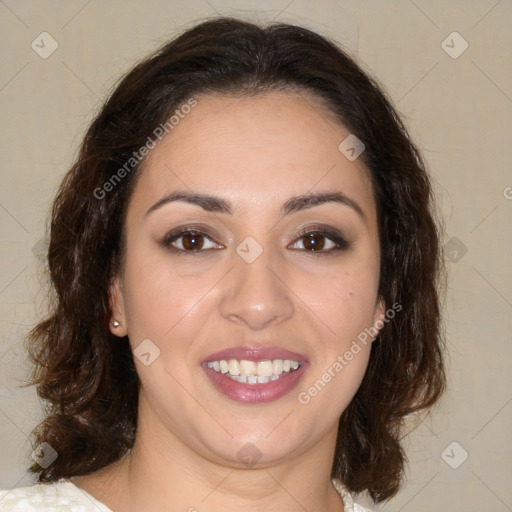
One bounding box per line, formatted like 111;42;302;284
122;250;224;349
293;257;380;342
294;263;377;415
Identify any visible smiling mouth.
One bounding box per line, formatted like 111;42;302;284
206;358;301;384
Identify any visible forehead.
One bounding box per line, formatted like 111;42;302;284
129;91;376;219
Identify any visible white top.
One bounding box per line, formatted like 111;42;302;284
0;478;372;511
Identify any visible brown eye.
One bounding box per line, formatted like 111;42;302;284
302;233;326;251
181;232;204;250
163;229;222;253
289;227;350;255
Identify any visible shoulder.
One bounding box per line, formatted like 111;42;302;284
354;504;373;512
332;478;374;512
0;479;112;512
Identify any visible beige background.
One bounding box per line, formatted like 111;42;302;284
0;1;511;510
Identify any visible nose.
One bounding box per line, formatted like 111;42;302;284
219;248;294;330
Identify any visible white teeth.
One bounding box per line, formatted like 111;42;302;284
206;358;301;384
257;360;273;377
272;359;283;374
228;359;240;376
240;360;257;377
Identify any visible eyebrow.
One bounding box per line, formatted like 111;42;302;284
145;190;366;222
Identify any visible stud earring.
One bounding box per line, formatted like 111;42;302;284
112;320;120;327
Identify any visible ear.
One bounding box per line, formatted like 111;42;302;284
109;275;128;337
371;297;386;341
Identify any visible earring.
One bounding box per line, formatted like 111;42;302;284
112;320;120;327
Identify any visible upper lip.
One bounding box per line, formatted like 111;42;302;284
203;346;308;363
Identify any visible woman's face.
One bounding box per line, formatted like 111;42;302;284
111;91;385;468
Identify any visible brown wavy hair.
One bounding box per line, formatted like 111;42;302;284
27;16;446;503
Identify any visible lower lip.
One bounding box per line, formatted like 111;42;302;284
202;363;308;403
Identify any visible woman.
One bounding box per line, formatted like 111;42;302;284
0;16;445;511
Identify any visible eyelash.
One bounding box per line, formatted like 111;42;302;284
161;224;350;257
